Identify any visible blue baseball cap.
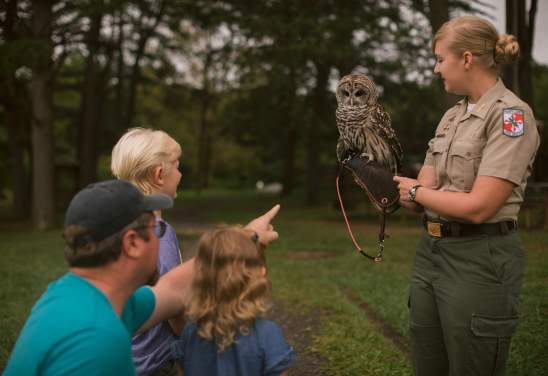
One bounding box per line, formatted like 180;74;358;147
65;179;173;242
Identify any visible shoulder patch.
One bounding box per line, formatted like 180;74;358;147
502;108;524;137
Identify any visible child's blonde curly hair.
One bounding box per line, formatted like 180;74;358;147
188;225;271;352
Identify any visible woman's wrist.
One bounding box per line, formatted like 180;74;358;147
408;184;423;203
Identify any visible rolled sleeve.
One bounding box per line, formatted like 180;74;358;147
123;286;156;334
423;138;436;166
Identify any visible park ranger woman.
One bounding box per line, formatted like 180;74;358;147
394;16;540;376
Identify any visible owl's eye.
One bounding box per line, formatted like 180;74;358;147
342;90;350;97
355;89;366;97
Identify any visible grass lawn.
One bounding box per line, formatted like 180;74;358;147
1;189;547;375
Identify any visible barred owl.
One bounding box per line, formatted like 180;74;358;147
335;74;403;175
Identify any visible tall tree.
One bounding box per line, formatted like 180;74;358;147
0;0;32;216
412;0;461;107
196;43;215;189
77;1;106;187
504;0;537;107
29;0;56;229
124;0;167;130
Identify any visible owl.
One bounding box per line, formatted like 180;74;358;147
335;74;403;175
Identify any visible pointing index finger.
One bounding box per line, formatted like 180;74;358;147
262;204;281;221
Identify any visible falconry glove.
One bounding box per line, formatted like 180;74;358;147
343;156;400;214
335;155;400;262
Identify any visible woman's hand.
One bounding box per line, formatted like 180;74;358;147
394;176;424;212
393;176;419;203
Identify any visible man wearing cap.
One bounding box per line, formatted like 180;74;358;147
3;180;280;376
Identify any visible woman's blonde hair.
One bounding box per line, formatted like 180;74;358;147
188;225;271;352
111;128;181;194
432;15;520;71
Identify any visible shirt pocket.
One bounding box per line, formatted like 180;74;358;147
430;139;446;184
448;141;483;191
430;138;446;163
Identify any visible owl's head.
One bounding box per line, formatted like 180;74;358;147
336;74;379;107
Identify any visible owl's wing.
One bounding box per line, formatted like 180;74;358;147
335;107;353;162
371;104;403;172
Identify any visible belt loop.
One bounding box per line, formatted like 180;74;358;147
450;222;460;237
499;221;509;235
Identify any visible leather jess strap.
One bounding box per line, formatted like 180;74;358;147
424;218;517;238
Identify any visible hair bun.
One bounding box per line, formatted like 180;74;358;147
494;34;520;64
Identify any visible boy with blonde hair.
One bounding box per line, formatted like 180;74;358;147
112;127;185;376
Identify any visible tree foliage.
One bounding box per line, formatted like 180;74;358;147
0;0;544;224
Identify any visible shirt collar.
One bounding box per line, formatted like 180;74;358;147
459;78;506;122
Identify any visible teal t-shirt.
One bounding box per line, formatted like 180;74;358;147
4;273;156;376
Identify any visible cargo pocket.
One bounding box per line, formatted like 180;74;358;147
466;314;519;376
448;142;483;191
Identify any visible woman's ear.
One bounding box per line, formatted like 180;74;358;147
463;51;473;69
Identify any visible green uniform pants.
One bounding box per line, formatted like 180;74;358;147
409;231;524;376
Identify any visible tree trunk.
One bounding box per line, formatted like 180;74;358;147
114;11;126;135
504;0;537;106
125;39;145;130
281;126;297;196
197;90;212;190
427;0;459;107
505;0;541;180
305;65;329;205
6;107;31;217
196;46;215;191
78;6;104;188
124;1;166;130
281;69;297;196
1;0;31;217
29;0;56;229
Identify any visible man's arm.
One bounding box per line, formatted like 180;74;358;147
137;205;281;333
137;258;194;334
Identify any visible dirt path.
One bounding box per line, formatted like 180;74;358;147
341;288;410;358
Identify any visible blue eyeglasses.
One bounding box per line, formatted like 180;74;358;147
134;221;167;238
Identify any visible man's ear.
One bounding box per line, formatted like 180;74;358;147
121;229;144;259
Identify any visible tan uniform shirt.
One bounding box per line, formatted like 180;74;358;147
423;79;540;222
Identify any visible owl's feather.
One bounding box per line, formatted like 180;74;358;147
335;74;403;175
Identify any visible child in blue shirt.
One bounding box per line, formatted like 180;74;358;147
171;225;296;376
112;128;185;375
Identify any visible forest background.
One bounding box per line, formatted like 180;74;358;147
0;0;546;229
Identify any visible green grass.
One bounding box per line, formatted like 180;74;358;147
172;189;548;375
1;189;547;375
0;230;67;367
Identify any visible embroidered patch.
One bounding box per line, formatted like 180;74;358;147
502;109;525;137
